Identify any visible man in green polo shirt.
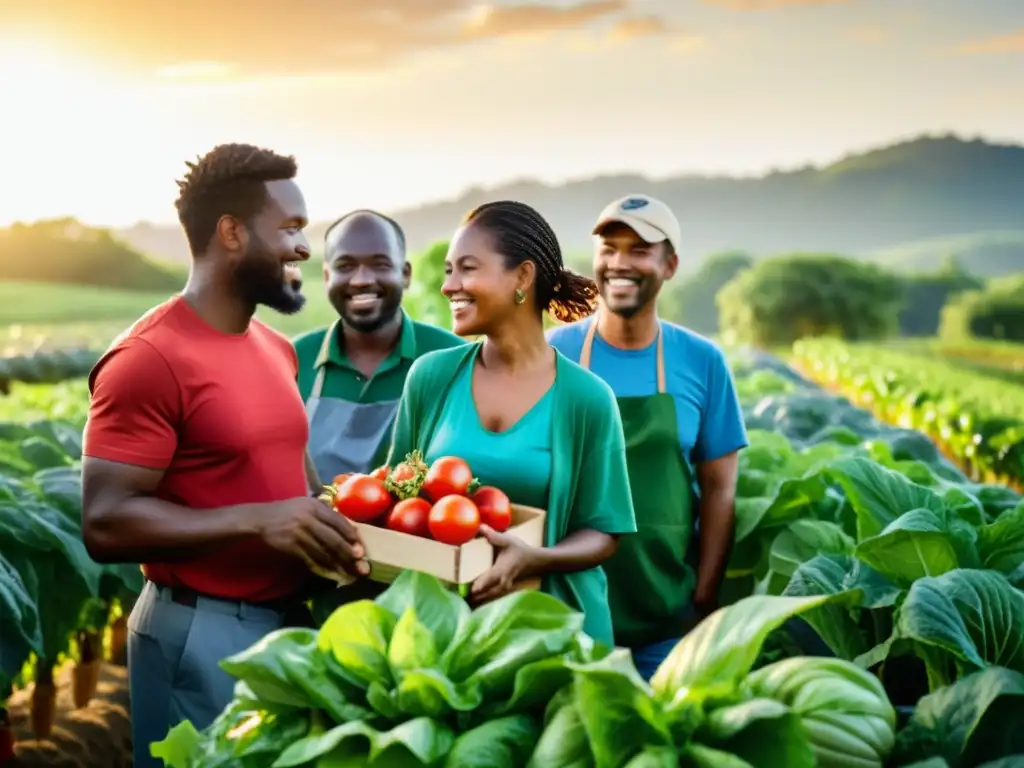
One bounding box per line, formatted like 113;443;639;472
294;209;463;486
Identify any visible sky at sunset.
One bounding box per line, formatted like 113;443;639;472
1;0;1022;228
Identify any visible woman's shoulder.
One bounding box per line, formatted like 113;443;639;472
408;342;479;386
554;350;619;413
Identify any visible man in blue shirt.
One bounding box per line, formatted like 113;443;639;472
547;194;748;679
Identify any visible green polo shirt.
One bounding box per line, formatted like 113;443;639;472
294;312;464;467
294;311;464;403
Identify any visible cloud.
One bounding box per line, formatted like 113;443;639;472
606;15;672;40
956;31;1024;54
699;0;849;8
2;0;675;79
846;25;889;44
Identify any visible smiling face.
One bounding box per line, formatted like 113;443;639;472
231;178;310;315
593;222;678;318
442;222;528;337
324;213;409;333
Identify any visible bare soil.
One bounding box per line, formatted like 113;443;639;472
5;663;131;767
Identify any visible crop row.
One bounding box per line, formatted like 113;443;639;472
881;339;1024;386
2;352;1022;766
0;348;99;392
0;417;141;740
790;338;1024;489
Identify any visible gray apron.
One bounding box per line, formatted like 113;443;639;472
304;339;400;482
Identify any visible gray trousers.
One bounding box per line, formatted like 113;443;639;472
127;581;291;768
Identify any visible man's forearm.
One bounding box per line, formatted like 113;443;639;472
84;498;266;564
694;488;736;606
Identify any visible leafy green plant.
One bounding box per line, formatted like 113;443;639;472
151;572;904;767
151;569;606;766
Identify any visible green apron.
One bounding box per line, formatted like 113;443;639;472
580;318;697;649
305;333;398;615
305;334;399;482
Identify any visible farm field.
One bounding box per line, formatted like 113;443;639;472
791;338;1024;490
884;338;1024;385
0;261;339;356
1;337;1021;766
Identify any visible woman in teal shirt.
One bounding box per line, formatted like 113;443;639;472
387;200;637;646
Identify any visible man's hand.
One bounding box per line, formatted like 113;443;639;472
679;594;719;636
469;525;540;605
693;590;720;619
256;497;369;577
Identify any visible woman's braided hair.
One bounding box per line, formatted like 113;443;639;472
463;200;598;323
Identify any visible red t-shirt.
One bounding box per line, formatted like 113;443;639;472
83;296;311;602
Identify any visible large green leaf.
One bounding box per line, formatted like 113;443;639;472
764;519;854;593
782;554;900;662
700;698;815;768
855;509;971;586
318;600;397;688
273;716;455;767
526;700;595;767
376;569;470;652
441;589;583;699
220;628;372;722
896;570;1024;687
388;606;440;677
0;551;43;688
150;720;203;768
891;666;1024;768
826;457;945;541
442;715;540;767
650;593;844;702
976;504;1024;587
741;657;896;767
0;501;102;596
570;650;674;767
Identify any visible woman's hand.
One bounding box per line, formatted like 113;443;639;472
469;525;541;605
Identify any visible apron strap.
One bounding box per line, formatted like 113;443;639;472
309;328;335;402
579;315;666;394
311;365;327;399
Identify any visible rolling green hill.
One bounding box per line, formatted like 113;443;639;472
868;231;1024;277
114;134;1024;276
0;218;187;292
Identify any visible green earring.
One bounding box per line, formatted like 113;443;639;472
514;288;526;305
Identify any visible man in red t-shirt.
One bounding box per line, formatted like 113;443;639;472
80;143;369;767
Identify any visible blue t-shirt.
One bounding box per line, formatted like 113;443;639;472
546;317;748;493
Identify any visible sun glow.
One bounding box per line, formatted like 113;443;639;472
0;38;166;226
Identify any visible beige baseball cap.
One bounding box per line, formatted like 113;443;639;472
592;194;681;254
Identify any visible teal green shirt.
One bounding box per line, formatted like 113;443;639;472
426;362;553;510
387;343;638;647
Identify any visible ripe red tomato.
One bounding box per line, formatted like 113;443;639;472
369;465;389;482
428;495;481;545
333;475;392;522
423;456;474;501
472;486;512;532
386;498;432;537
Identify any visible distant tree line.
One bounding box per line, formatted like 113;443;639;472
5;217;1020;344
654;251;1021;347
409;240;1022;345
0;218;185;292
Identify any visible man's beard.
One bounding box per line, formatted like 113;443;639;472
234;239;306;315
334;292;403;334
598;276;659;319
